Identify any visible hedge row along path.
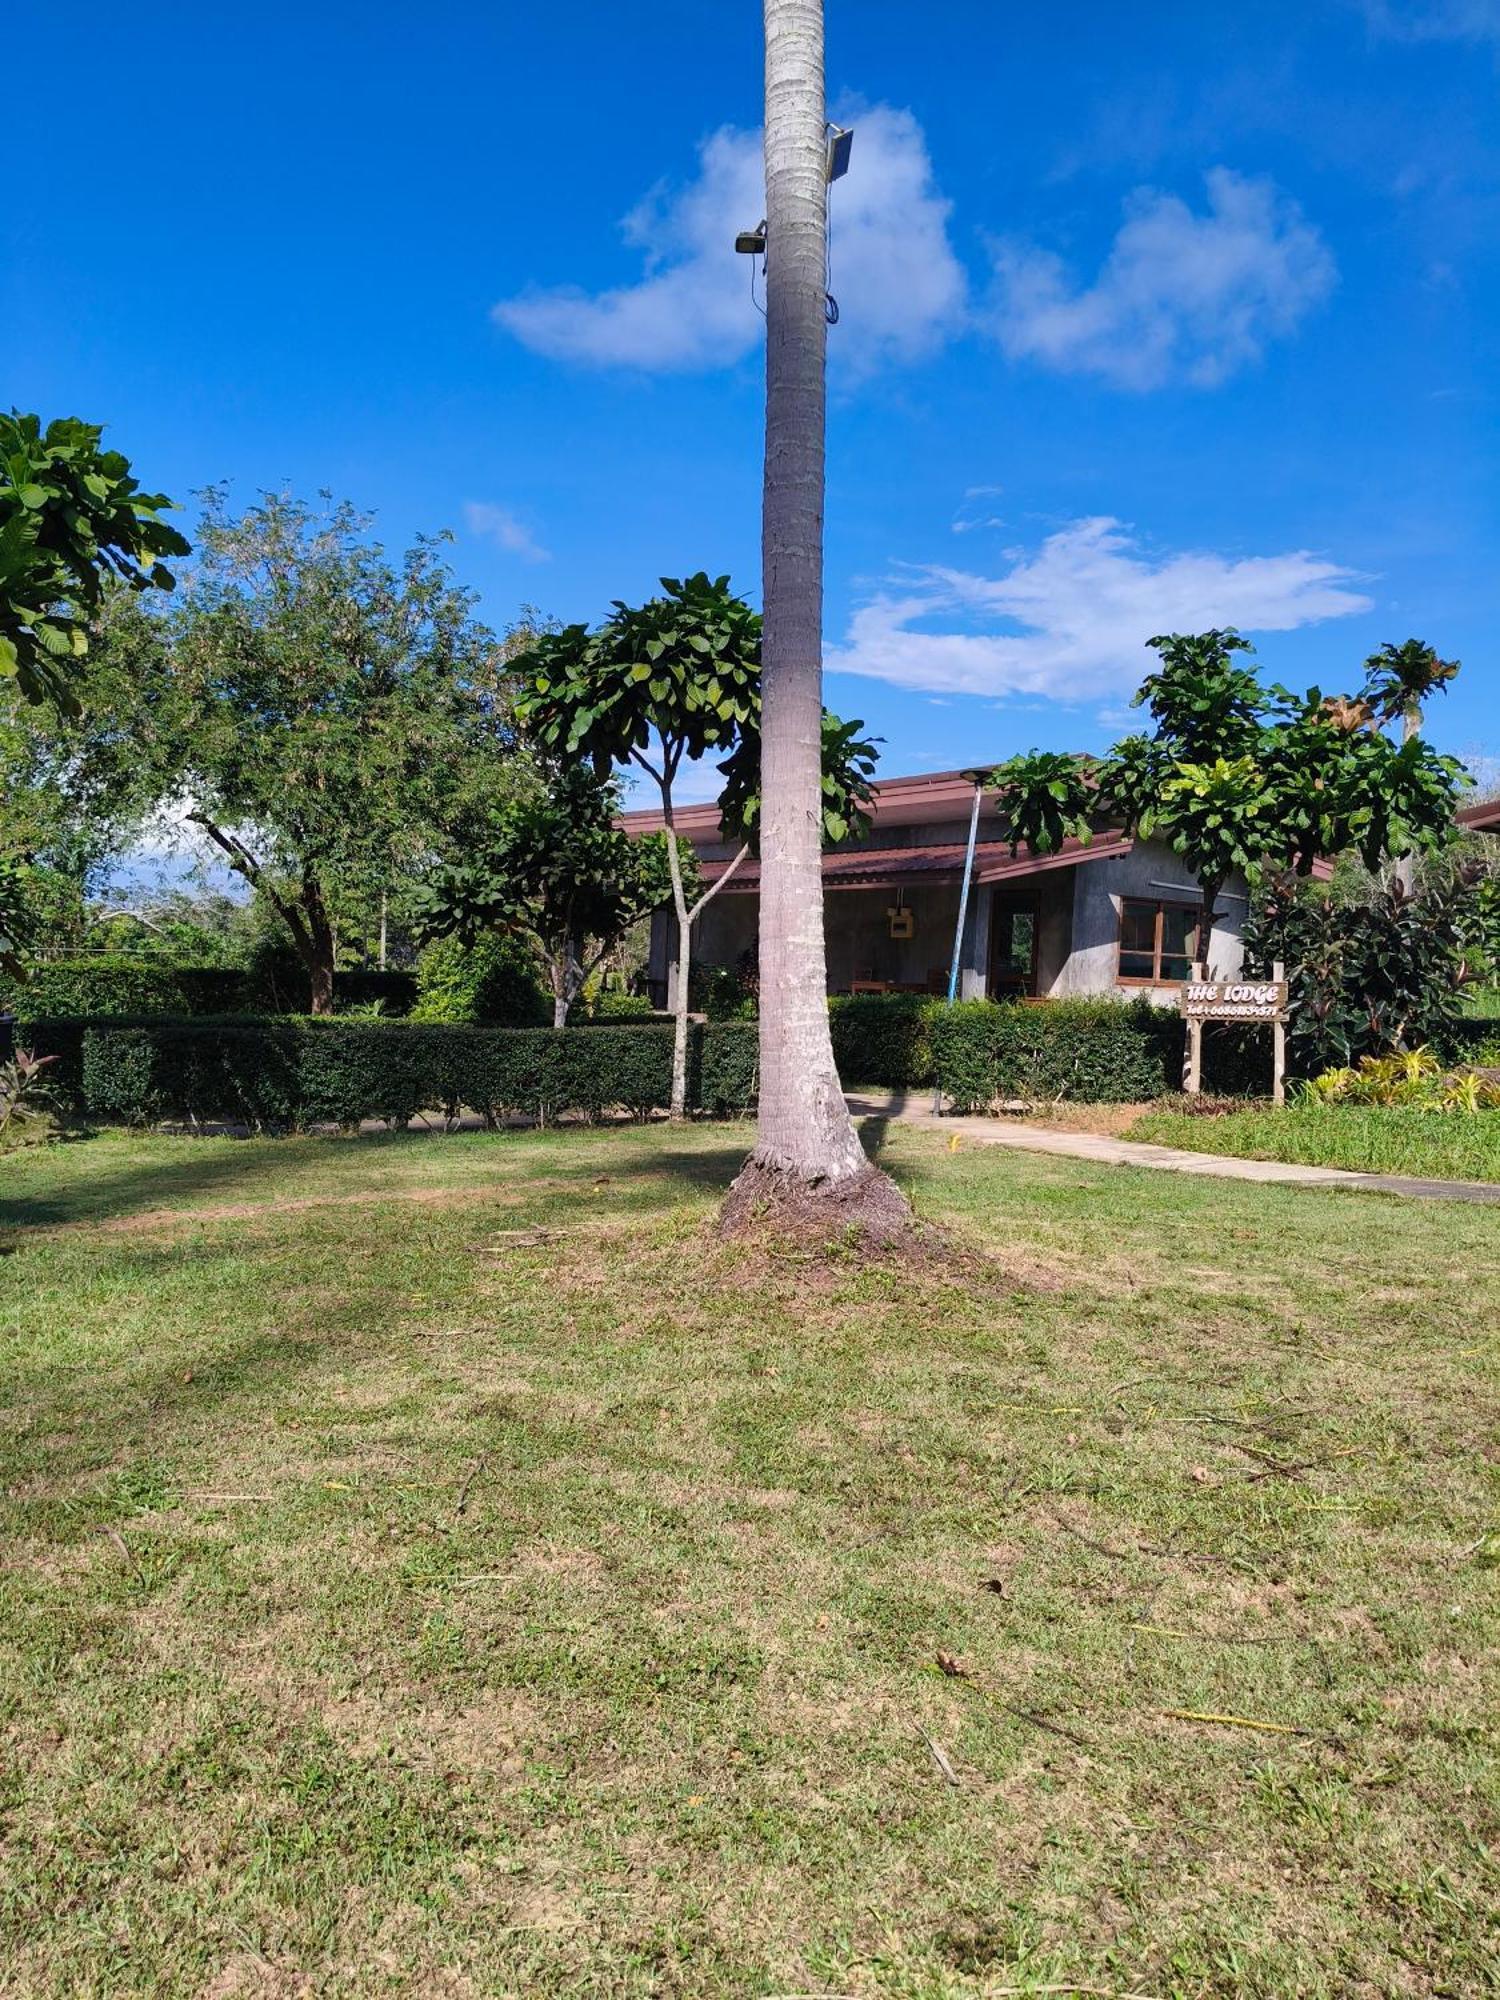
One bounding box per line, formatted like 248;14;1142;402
847;1091;1500;1206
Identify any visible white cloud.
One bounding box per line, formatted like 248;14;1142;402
494;105;965;375
990;168;1335;389
464;501;550;564
1359;0;1500;40
828;517;1371;700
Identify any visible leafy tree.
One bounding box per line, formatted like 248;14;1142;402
1360;638;1459;743
0;413;188;712
987;749;1099;857
409;932;550;1026
516;573;759;1113
0;688;147;977
715;710;879;850
516;572;878;1116
86;491;524;1013
0;858;38;982
412;764;685;1027
1247;859;1499;1072
1359;637;1460;893
989;630;1469;983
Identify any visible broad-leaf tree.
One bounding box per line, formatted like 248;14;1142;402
516;572;759;1115
516;574;880;1116
715;709;879;852
1360;638;1459;744
989;630;1470;987
88;491;523;1013
0;413;188;712
1248;856;1499;1072
987;749;1099;857
412;764;685;1027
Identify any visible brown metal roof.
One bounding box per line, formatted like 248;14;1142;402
702;834;1131;894
618;766;1000;840
1459;798;1500;832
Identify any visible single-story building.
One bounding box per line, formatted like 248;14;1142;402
622;768;1258;1009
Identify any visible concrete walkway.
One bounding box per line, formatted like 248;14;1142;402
845;1091;1500;1206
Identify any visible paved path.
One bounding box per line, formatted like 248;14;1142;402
845;1091;1500;1206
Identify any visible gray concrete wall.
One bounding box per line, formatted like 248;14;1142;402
1053;840;1247;1002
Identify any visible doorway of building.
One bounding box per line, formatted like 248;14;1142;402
990;895;1039;997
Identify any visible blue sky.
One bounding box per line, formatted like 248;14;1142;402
7;0;1499;818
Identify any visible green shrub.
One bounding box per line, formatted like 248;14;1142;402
829;993;935;1087
591;990;657;1021
410;934;549;1026
4;956;415;1020
56;1017;758;1130
332;969;418;1015
31;994;1262;1130
930;997;1186;1110
7;958;251;1019
79;1018;303;1130
80;1027;162;1125
689;963;757;1021
15;1016;92;1112
1300;1046;1500;1112
694;1022;757;1116
1437;1018;1500;1067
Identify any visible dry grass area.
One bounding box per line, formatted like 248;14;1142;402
1;1120;1497;1998
1011;1102;1155;1138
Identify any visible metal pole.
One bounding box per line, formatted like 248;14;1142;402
946;779;984;1003
934;774;986;1115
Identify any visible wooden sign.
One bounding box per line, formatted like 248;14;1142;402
1180;962;1289;1105
1180;979;1288;1023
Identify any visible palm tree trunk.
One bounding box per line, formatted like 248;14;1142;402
723;0;907;1240
1395;700;1421;896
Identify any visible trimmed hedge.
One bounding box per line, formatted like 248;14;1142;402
928;996;1264;1110
826;992;1261;1103
3;957;417;1020
829;993;935;1087
43;1015;760;1130
22;991;1276;1131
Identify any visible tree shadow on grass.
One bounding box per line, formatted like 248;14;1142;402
1;1127;763;1236
1;1142;313;1232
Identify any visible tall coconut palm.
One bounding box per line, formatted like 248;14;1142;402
722;0;909;1239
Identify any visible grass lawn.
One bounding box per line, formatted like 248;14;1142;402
1130;1104;1500;1184
2;1121;1497;1999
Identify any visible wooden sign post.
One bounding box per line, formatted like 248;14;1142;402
1180;961;1289;1103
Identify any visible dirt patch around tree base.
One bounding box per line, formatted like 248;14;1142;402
718;1155;914;1248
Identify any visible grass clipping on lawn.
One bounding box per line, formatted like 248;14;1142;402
0;1119;1497;1999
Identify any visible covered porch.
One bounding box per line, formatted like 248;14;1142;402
650;835;1134;1007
